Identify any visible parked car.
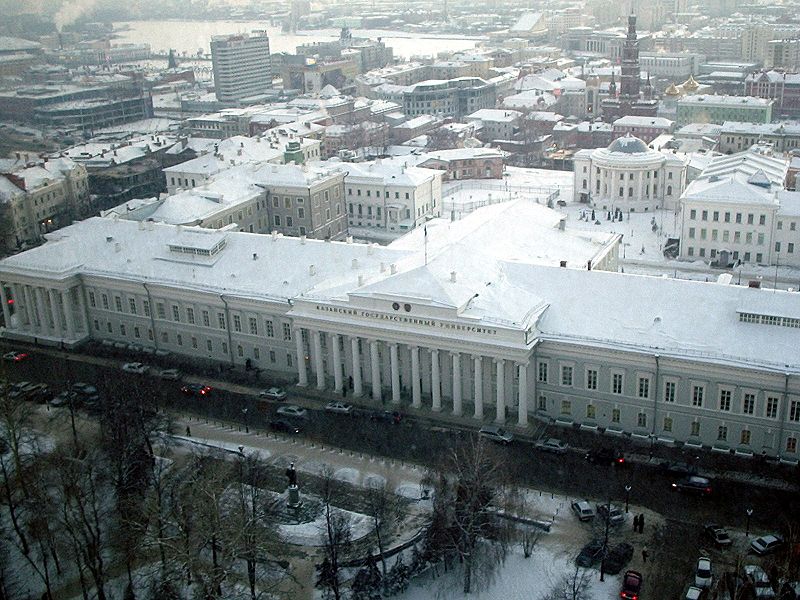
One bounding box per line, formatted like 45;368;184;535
276;405;308;419
672;476;713;495
259;387;287;401
685;585;708;600
3;350;30;362
703;524;732;548
576;539;605;567
535;438;568;454
122;362;148;374
620;570;643;600
585;447;625;465
571;500;596;522
269;419;301;434
51;390;78;408
325;401;353;414
744;565;777;598
660;460;696;475
695;557;713;588
750;534;784;556
596;503;625;526
71;382;98;396
479;424;513;444
157;368;182;381
180;384;212;397
604;542;633;575
371;410;402;424
25;383;49;402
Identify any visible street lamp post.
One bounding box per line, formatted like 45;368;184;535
624;484;632;513
599;498;612;582
746;508;753;537
242;408;249;434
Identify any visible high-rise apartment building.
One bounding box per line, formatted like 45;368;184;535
211;31;272;104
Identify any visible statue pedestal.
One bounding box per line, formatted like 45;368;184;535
287;484;301;508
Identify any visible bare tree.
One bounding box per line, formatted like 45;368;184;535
364;479;404;586
316;465;352;600
520;526;543;559
543;564;593;600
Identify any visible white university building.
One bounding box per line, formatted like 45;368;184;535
1;201;799;461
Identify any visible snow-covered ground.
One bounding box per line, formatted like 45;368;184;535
279;508;373;546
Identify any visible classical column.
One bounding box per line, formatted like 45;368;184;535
76;288;89;332
431;349;441;412
518;362;528;427
370;340;381;401
495;359;505;424
313;330;325;389
411;346;421;408
451;352;462;416
295;329;308;387
332;334;343;393
473;355;483;420
63;288;76;338
0;283;11;329
390;343;401;405
351;337;363;397
35;287;48;333
24;286;36;329
49;289;63;335
11;284;28;327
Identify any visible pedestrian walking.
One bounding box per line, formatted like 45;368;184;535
185;425;191;437
642;547;649;563
633;514;640;532
639;513;646;533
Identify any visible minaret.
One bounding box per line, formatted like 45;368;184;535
619;14;641;100
609;71;617;97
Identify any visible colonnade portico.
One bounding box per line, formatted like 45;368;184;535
0;280;87;342
291;326;531;426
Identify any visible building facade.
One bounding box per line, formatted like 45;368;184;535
1;218;798;461
675;95;774;127
211;32;272;103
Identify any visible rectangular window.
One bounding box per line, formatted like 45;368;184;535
638;377;650;399
202;310;210;327
129;298;137;314
538;395;547;411
538;362;548;383
787;437;797;453
115;296;123;312
120;324;126;336
283;323;292;341
177;334;182;346
218;313;226;330
157;303;166;319
637;413;647;428
249;317;258;335
612;373;623;395
691;421;700;436
102;294;109;310
741;429;751;445
88;291;96;308
253;347;260;360
134;326;140;338
766;396;779;419
265;320;274;337
718;425;727;441
743;393;755;415
611;408;620;423
664;381;676;403
237;345;243;357
719;389;732;411
172;305;180;322
233;315;242;332
692;385;704;407
161;332;168;344
561;365;573;386
790;400;800;422
143;300;150;317
560;400;571;415
222;342;228;355
663;416;672;432
586;404;596;419
287;353;293;367
207;339;213;352
192;337;198;349
586;369;597;390
187;308;195;324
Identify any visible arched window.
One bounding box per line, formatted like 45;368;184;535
667;185;673;196
619;187;624;197
628;187;634;197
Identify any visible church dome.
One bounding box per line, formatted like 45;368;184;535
607;134;650;154
682;75;699;91
664;82;680;96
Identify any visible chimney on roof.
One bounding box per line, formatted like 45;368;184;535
253;253;258;260
390;263;397;274
560;260;567;267
450;271;457;282
358;275;364;286
309;264;316;276
587;260;592;271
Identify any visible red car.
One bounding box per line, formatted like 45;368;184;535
620;570;643;600
3;351;30;362
181;384;212;396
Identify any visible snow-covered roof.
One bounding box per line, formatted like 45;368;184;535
341;161;441;187
465;109;522;123
613;116;674;128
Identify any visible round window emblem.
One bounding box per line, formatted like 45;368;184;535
404;303;411;312
392;302;400;311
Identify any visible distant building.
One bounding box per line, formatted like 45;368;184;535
211;32;272;104
573;134;688;211
402;78;496;120
745;71;800;120
464;109;522;142
675;95;773;127
612;116;675;143
417;148;505;182
718;121;800;154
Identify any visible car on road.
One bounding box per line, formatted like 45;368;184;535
695;557;713;588
370;410;402;424
3;350;30;362
743;565;776;598
71;382;98;396
685;585;708;600
51;390;78;408
157;368;182;381
325;401;353;414
535;438;568;454
620;570;643;600
25;383;49;402
604;542;633;575
570;500;596;522
672;475;713;495
750;534;784;556
180;384;212;397
122;362;148;374
269;419;301;434
702;524;732;548
596;503;625;526
479;424;513;444
259;387;287;401
585;447;625;465
659;460;696;476
576;539;605;567
276;405;308;419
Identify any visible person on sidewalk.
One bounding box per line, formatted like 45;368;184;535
638;513;645;533
185;425;191;437
633;514;640;532
641;547;649;563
